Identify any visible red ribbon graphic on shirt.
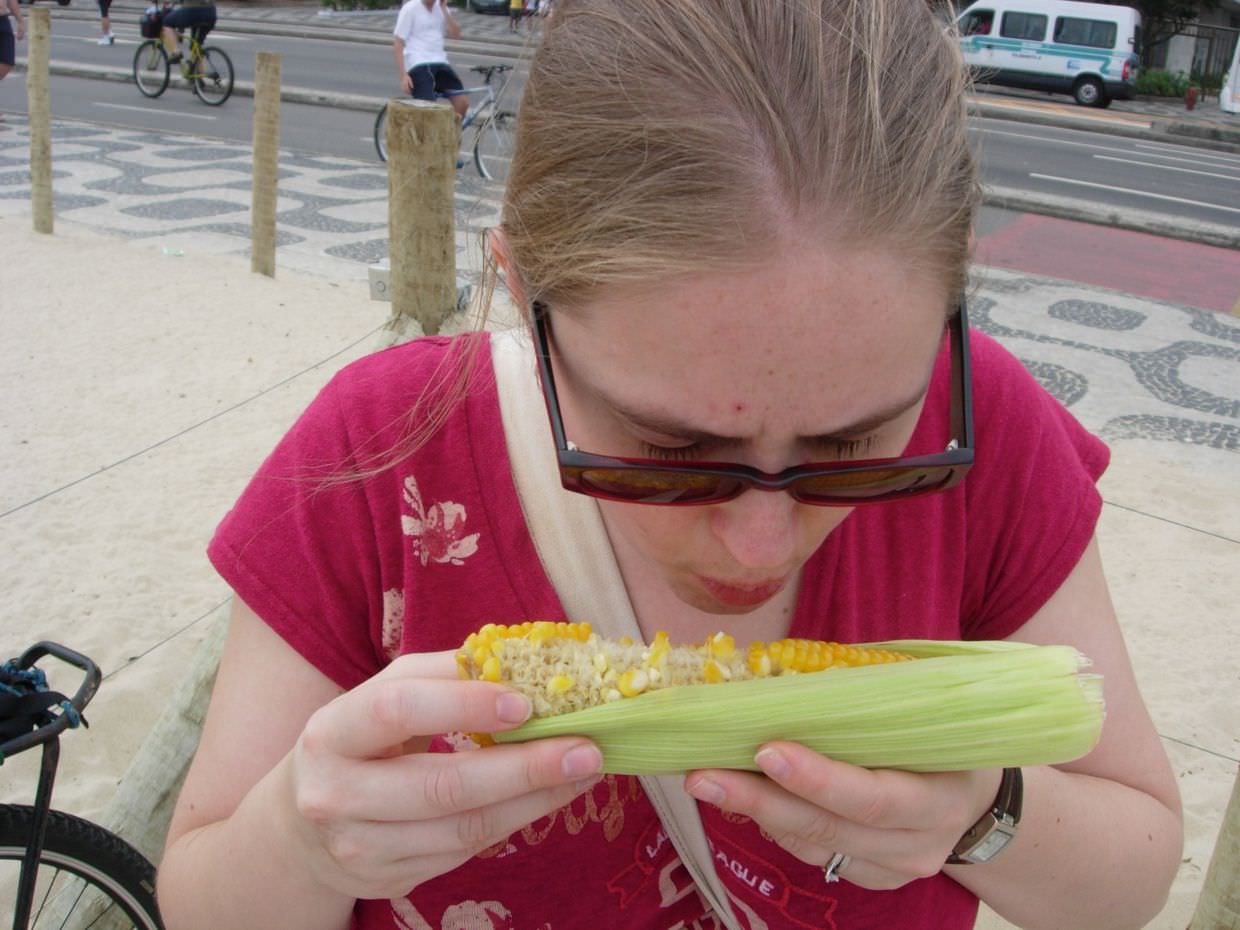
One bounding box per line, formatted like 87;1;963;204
607;819;681;909
709;833;838;930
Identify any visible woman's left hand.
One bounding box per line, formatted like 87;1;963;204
685;742;1002;890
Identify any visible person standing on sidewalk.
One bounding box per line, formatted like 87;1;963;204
96;0;114;45
392;0;467;121
157;3;1182;930
0;0;24;86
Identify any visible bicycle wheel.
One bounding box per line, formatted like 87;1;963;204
472;109;517;182
191;46;234;106
131;40;169;99
374;103;388;163
0;804;163;930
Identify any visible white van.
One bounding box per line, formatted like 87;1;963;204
956;0;1141;108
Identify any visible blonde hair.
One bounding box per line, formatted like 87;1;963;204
500;0;978;307
346;0;978;480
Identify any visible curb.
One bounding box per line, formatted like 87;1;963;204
46;5;530;61
968;101;1240;155
982;186;1240;251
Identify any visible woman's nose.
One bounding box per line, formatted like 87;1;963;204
709;488;800;569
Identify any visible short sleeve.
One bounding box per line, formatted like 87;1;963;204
961;334;1110;640
208;374;386;691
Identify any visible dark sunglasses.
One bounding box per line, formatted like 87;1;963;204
530;300;974;506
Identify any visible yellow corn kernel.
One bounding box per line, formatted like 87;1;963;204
481;656;502;683
617;669;650;697
547;675;575;696
708;632;737;661
703;659;730;683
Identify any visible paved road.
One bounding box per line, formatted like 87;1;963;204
971;117;1240;228
2;14;1238;240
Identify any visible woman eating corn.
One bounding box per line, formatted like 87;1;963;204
158;2;1182;929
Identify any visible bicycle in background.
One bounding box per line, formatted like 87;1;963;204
375;63;517;182
0;642;164;930
132;5;234;107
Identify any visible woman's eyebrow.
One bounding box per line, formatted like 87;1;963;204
600;385;930;445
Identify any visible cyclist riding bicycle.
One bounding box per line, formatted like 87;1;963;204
392;0;468;121
161;0;215;64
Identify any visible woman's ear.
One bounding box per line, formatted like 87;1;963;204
487;227;529;309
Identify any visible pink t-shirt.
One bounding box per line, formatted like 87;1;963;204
209;329;1108;930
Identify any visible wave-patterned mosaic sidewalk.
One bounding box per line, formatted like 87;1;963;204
0;118;503;281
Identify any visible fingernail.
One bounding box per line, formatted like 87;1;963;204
755;748;790;779
561;745;603;778
496;692;531;724
687;777;726;806
574;774;603;794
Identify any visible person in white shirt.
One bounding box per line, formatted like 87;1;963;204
392;0;467;120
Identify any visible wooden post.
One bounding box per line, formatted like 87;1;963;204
26;7;52;235
1190;766;1240;930
251;51;282;277
385;98;456;341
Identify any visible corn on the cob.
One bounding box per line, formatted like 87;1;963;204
455;624;1105;775
456;621;914;717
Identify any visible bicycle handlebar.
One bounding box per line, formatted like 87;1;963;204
1;642;102;760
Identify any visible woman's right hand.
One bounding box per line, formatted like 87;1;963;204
281;650;603;901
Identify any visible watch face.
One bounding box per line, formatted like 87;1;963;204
962;828;1011;868
965;824;1016;863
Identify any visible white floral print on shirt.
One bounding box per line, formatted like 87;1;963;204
381;589;405;660
401;476;480;567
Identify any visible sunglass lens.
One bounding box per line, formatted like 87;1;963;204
793;466;952;503
575;467;737;504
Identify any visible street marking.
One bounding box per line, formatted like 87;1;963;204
974;125;1240;175
1029;173;1240;214
1132;141;1240;167
94;102;217;121
1091;154;1240;182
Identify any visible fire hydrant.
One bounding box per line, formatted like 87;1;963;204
1186;86;1199;110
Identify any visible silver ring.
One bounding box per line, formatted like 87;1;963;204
823;852;851;884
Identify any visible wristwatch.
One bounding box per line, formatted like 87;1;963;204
946;767;1023;865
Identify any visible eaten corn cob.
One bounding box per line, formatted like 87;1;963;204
456;623;1105;775
457;621;915;717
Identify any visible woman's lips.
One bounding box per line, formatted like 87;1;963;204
696;575;787;608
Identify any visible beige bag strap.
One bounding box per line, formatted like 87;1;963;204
490;329;742;930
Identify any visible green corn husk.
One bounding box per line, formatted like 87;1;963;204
491;640;1105;774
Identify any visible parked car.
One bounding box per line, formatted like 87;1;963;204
956;0;1142;108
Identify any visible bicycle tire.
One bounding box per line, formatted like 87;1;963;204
131;40;169;99
472;109;517;182
0;804;163;930
374;103;388;163
191;46;234;106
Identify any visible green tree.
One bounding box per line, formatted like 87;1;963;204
1099;0;1222;51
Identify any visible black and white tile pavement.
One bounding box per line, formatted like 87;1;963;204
0;117;503;280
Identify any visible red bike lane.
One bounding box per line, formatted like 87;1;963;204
974;213;1240;315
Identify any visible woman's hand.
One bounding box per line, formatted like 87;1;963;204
282;650;603;901
686;742;1001;890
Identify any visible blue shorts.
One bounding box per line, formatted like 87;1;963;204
408;62;463;102
163;5;216;42
1;17;15;68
